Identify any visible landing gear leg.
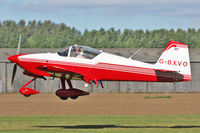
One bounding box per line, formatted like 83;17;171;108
56;77;68;100
66;79;79;100
66;79;73;89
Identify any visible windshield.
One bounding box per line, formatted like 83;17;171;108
57;46;70;57
70;45;101;59
57;45;102;59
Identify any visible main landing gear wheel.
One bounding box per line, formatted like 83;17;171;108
55;77;89;101
60;97;69;100
70;96;79;99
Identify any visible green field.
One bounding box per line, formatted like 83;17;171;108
1;115;200;133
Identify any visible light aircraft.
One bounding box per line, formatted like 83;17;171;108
8;36;191;100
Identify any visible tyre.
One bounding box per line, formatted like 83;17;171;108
70;96;79;99
60;97;68;100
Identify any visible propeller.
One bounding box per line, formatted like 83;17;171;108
17;34;21;55
11;63;18;84
11;34;21;85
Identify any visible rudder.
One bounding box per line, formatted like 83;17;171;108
154;40;191;81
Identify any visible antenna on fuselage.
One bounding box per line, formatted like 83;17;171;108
128;47;143;59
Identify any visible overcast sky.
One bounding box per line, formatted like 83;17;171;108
0;0;199;32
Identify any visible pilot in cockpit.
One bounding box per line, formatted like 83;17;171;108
76;47;85;58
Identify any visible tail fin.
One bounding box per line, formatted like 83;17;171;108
154;40;191;81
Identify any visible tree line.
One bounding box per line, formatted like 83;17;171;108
0;20;199;48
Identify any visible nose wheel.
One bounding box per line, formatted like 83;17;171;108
24;94;31;97
19;77;40;97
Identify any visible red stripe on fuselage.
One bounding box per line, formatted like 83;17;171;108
19;57;158;81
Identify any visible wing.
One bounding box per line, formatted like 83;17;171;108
36;65;93;84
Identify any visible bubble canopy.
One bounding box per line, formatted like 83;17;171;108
57;45;102;59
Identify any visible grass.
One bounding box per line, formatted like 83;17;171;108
144;95;172;99
1;115;200;133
